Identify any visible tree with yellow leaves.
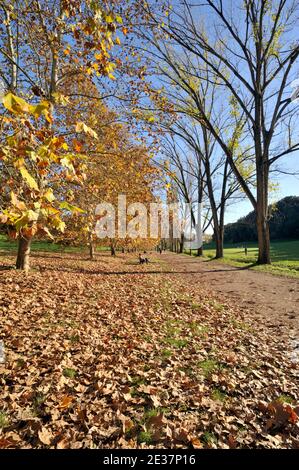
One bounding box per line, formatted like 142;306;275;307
59;79;160;257
0;93;90;270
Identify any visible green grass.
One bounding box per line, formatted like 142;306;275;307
276;394;295;404
0;411;8;428
130;375;146;387
69;334;80;344
0;234;81;254
137;430;152;444
161;349;172;358
189;322;209;336
197;359;219;377
0;234;114;255
163;337;188;348
63;368;77;379
230;319;253;332
211;388;227;402
189;239;299;278
143;407;170;421
201;431;217;445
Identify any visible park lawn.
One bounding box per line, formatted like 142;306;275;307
198;239;299;278
0;234;79;254
0;235;111;256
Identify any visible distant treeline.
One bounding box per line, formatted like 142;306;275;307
223;196;299;243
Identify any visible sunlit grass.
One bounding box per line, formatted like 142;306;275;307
188;239;299;278
0;234;111;255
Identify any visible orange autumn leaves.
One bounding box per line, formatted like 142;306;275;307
60;86;159;249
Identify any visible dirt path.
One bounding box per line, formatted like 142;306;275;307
162;253;299;346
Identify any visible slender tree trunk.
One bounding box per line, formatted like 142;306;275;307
254;34;271;266
195;152;203;257
16;236;31;271
212;223;223;258
214;225;223;259
197;246;203;256
110;245;116;256
256;211;270;264
216;158;228;260
205;157;223;259
179;232;184;253
170;229;174;251
254;62;271;268
216;223;224;259
89;242;95;260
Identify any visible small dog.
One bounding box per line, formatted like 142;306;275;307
139;253;149;264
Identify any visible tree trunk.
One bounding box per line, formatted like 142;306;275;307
205;157;223;259
214;227;223;259
216;225;224;259
89;242;95;260
256;215;270;264
179;232;184;253
16;236;32;271
111;245;116;256
196;153;203;258
256;195;271;264
196;246;203;256
256;158;271;264
217;158;228;260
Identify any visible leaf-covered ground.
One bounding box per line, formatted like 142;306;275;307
0;251;298;449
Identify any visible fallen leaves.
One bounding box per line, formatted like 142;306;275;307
38;427;53;445
58;396;74;410
264;400;299;430
0;251;298;449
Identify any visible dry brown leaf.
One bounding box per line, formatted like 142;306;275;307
58;395;74;410
38;427;53;445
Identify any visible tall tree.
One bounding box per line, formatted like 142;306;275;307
144;0;299;264
60;78;160;257
0;93;87;271
138;36;253;258
0;0;158;268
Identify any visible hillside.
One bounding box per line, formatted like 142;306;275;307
224;197;299;243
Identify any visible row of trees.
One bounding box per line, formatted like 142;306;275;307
139;0;299;264
1;1;299;268
0;0;160;270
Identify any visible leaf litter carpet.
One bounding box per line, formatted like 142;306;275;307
0;252;298;448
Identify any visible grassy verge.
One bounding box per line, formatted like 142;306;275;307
187;239;299;278
0;234;112;255
0;234;82;254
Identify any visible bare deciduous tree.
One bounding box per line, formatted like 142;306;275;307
143;0;299;264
